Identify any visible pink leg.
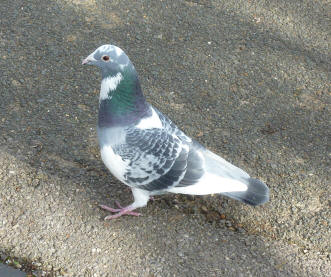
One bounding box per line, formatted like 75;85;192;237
99;201;141;220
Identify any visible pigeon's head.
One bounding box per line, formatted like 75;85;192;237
82;44;132;76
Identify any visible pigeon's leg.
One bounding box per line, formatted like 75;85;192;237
100;188;150;220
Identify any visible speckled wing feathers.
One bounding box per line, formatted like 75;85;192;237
109;109;207;192
118;126;184;189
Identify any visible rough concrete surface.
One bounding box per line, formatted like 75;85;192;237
0;0;330;276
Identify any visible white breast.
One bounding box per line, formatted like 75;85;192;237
100;145;129;183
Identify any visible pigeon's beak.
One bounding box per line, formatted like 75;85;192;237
82;55;96;65
82;58;90;65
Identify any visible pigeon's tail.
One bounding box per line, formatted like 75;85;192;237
221;177;269;206
200;149;269;206
168;147;269;206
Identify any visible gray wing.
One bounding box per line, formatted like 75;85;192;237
155;108;205;188
113;110;205;192
118;108;269;205
113;126;185;190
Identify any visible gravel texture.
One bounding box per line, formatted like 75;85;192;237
0;0;330;276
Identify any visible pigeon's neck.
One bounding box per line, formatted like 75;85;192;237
98;68;149;128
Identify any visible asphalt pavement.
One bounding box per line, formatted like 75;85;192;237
0;0;330;276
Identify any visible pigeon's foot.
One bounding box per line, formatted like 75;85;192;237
100;201;141;220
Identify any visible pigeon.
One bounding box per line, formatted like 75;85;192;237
82;45;269;219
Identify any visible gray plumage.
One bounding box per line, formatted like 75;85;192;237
82;44;269;219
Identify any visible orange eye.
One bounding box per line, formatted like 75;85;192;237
102;55;110;61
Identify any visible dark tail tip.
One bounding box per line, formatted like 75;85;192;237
244;178;269;206
222;178;269;206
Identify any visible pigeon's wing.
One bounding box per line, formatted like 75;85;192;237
117;107;269;205
158;107;269;205
115;125;190;191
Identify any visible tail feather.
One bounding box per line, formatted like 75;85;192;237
222;177;269;206
168;144;269;206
